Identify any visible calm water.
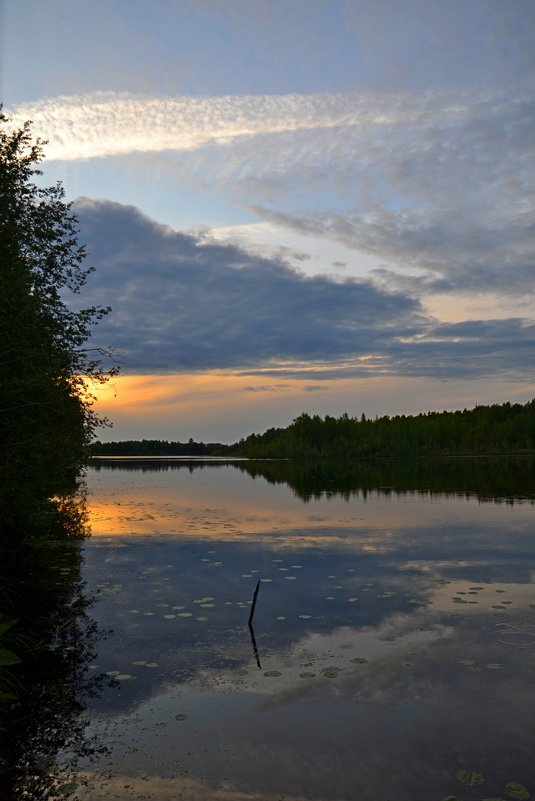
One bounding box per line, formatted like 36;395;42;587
65;460;535;798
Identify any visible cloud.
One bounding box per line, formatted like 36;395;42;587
76;199;535;382
243;385;290;393
13;89;534;302
8;90;471;162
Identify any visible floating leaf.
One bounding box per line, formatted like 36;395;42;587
505;782;530;800
457;770;484;786
321;667;342;678
264;670;282;677
175;713;188;721
299;672;315;679
58;782;78;796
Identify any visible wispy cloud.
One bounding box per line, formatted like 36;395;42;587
12;89;534;304
9;90;471;161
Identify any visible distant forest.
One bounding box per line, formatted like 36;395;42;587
90;399;535;458
90;438;222;456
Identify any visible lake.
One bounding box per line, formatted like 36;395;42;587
8;458;535;800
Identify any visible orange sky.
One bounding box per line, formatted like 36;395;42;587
90;371;535;444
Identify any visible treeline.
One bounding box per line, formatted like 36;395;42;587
90;399;535;459
90;438;224;456
226;399;535;458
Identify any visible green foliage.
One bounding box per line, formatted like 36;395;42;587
224;401;535;458
0;108;115;537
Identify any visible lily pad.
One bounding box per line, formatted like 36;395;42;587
264;670;282;677
505;783;530;800
321;667;342;678
175;713;188;721
457;770;484;786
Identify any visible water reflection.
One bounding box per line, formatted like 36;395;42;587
76;460;535;799
92;455;535;501
0;500;110;801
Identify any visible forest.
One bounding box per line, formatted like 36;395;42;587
90;438;223;456
91;398;535;458
226;400;535;457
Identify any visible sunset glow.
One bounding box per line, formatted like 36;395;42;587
3;0;534;441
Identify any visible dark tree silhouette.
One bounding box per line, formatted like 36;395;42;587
0;107;116;537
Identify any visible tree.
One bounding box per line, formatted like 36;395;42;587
0;107;115;536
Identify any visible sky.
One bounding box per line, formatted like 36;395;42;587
1;0;534;443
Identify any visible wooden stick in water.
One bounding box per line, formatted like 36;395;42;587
248;580;261;627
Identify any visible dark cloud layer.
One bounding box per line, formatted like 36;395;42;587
76;199;535;381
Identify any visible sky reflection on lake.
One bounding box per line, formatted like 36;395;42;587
78;460;535;801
